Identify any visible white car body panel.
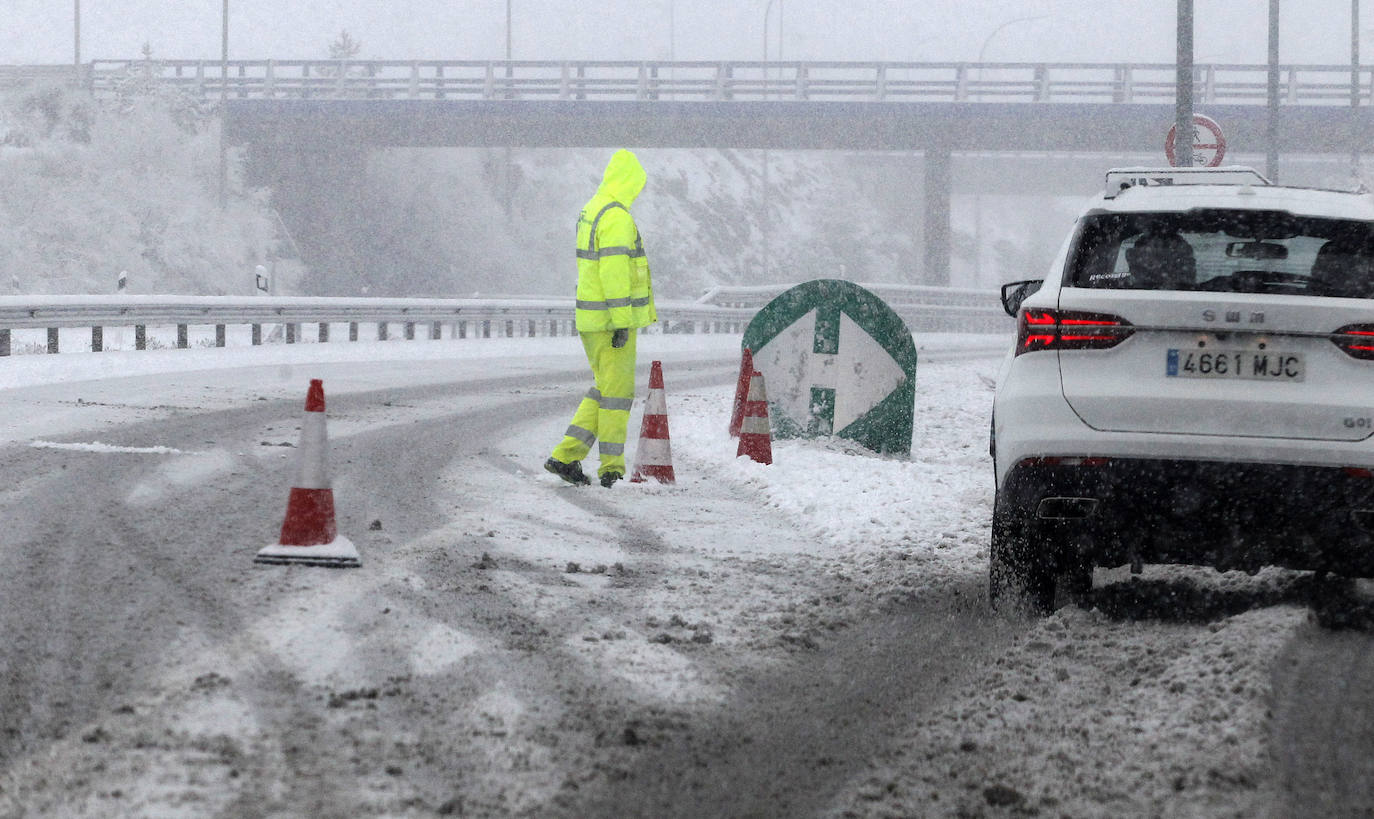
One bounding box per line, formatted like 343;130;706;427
1101;182;1374;221
993;171;1374;490
1054;289;1374;442
992;348;1374;488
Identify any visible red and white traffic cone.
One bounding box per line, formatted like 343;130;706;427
736;370;773;465
255;379;360;568
631;360;676;484
729;347;755;438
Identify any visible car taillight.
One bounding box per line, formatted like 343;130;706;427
1016;309;1134;356
1332;324;1374;360
1021;456;1110;468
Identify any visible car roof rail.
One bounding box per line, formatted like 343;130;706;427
1104;166;1272;199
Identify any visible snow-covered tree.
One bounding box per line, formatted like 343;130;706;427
0;79;298;295
328;30;363;61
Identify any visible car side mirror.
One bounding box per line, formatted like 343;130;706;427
1000;279;1043;317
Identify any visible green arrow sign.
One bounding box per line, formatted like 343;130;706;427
742;279;918;455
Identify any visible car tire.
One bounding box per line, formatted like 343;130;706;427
1310;575;1364;630
1062;554;1093;604
989;505;1056;615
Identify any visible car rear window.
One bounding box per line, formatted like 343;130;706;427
1066;210;1374;298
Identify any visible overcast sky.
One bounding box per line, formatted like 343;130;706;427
0;1;1368;67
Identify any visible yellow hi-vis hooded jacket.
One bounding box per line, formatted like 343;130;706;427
574;149;656;332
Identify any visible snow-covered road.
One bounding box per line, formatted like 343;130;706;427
0;332;1369;818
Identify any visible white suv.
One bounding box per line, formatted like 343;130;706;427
990;166;1374;613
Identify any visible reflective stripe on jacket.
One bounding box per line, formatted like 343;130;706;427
574;149;657;332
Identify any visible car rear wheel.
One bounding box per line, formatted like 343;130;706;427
1310;575;1366;630
1061;553;1093;603
989;505;1056;615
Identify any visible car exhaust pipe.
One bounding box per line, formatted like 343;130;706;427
1036;497;1099;520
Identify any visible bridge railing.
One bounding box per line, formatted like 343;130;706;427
0;64;84;88
0;291;1010;355
70;59;1374;106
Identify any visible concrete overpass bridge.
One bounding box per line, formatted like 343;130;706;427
77;59;1374;285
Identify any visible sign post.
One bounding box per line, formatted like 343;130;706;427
1166;113;1227;168
741;280;918;455
1176;0;1195;167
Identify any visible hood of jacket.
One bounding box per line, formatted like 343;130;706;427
597;149;646;207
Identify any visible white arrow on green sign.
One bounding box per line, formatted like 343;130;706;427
742;279;918;455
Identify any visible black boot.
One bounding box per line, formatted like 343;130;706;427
599;471;623;488
545;457;590;486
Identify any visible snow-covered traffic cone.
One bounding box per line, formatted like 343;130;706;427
255;379;360;568
736;370;773;465
631;360;676;484
728;347;755;438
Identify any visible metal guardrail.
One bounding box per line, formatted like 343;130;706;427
10;59;1363;106
697;284;1011;336
0;295;752;355
699;283;1001;309
0;292;1010;356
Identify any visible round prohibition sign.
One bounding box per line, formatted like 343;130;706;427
1166;113;1227;168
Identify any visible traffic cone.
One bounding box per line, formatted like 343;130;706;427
255;379;360;568
736;370;773;465
729;347;755;437
631;360;676;484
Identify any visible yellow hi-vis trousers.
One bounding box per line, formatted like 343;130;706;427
550;329;637;477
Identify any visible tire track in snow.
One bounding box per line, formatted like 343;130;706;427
1271;624;1374;818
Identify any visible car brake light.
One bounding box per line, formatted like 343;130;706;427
1016;309;1134;356
1332;324;1374;360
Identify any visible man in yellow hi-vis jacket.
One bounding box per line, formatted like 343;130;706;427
545;149;657;488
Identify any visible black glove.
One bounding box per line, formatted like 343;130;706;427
611;328;628;348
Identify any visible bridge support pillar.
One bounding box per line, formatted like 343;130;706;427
923;146;952;286
244;141;370;296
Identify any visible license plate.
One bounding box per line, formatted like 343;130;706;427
1166;349;1305;381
